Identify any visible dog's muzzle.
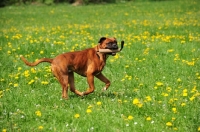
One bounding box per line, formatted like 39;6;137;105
105;43;118;50
105;43;118;56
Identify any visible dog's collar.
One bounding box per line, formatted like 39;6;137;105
95;45;101;58
96;52;100;59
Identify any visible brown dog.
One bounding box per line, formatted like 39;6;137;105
21;37;123;99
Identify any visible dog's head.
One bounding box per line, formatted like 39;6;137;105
98;37;118;55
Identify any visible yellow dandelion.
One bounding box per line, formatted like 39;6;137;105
7;50;11;54
162;92;169;97
38;126;43;130
86;109;92;114
40;50;44;54
118;99;122;103
18;67;22;71
189;96;195;101
181;102;186;107
114;54;119;59
24;70;30;77
156;82;163;86
177;78;182;82
74;114;80;118
146;116;152;121
2;129;7;132
41;81;49;85
172;107;177;113
31;68;36;73
167;49;174;52
133;98;140;105
187;61;195;66
127;115;133;120
198;126;200;131
182;92;188;97
137;103;143;108
28;79;35;85
172;117;176;121
88;105;93;109
35;110;42;117
166;87;172;92
145;96;152;101
97;101;102;106
166;122;173;127
14;83;18;87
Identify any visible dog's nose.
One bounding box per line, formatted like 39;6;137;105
112;43;118;49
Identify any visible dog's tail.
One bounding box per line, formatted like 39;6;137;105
20;55;53;67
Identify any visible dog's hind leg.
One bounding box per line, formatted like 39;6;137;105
68;72;83;96
51;65;69;99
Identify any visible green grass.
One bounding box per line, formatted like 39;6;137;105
0;0;200;131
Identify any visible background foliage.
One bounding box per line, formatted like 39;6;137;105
0;0;167;7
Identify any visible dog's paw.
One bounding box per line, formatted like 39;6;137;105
80;92;84;96
62;96;69;100
102;87;107;91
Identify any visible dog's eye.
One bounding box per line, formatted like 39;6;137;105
107;42;112;45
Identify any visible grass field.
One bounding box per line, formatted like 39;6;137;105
0;0;200;131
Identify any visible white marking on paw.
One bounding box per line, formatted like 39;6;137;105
102;87;107;91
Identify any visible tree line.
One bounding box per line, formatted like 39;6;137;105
0;0;126;7
0;0;167;7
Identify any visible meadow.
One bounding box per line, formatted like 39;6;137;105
0;0;200;131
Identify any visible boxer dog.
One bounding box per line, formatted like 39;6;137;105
21;37;124;99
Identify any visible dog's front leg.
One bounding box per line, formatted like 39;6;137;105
83;74;95;95
95;73;110;91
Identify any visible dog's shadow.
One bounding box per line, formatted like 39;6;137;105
69;91;125;100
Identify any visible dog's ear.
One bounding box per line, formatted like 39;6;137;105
98;37;107;43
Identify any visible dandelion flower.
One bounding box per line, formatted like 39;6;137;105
133;98;140;105
166;122;173;127
41;81;49;85
156;82;163;86
86;109;92;114
181;102;186;107
74;114;80;118
128;115;133;120
189;96;195;101
146;116;151;121
35;110;42;117
97;101;102;106
133;98;143;108
38;126;43;130
177;78;182;82
18;67;22;71
172;117;176;121
198;126;200;131
28;79;35;85
172;107;177;113
14;83;18;87
2;129;6;132
88;105;93;109
145;96;152;101
137;103;143;108
40;51;44;54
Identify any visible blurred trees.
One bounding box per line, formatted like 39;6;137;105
0;0;119;7
0;0;166;7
